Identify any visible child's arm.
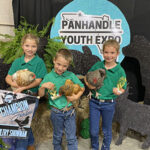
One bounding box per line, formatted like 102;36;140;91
5;74;42;93
14;79;42;93
66;87;85;102
5;74;19;88
38;82;55;97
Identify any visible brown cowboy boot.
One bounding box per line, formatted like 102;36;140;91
27;145;36;150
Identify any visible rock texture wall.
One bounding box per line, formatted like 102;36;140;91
0;0;14;40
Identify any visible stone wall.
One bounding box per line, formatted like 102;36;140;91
0;0;14;40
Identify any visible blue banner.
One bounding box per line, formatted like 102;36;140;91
50;0;130;62
0;90;37;139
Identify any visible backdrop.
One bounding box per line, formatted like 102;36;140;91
12;0;150;40
12;0;150;103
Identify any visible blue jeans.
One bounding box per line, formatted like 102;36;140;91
50;107;78;150
15;128;34;150
0;138;16;150
15;98;39;150
89;98;116;150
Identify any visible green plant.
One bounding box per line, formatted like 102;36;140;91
44;37;68;72
0;17;54;64
0;138;10;150
0;17;69;73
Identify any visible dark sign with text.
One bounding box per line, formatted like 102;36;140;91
0;90;37;138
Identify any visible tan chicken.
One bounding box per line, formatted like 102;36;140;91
12;69;36;87
59;79;82;111
59;79;81;96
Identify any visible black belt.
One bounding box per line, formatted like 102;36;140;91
51;105;73;111
92;96;114;103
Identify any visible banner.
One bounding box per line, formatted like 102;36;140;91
0;90;37;139
50;0;130;62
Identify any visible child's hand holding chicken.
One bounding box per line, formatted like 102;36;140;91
59;79;84;111
66;90;84;103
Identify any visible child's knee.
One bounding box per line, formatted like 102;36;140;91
67;138;77;145
90;128;99;137
53;136;62;144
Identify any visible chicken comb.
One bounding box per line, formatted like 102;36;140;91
33;74;36;79
93;78;98;84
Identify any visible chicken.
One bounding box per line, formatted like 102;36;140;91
14;116;30;130
12;69;36;88
59;79;82;111
59;79;81;96
85;69;106;98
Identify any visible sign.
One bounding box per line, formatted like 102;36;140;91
50;0;130;62
0;90;37;139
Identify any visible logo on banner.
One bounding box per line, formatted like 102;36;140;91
60;11;123;53
50;0;130;62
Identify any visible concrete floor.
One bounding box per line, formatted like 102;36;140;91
36;135;150;150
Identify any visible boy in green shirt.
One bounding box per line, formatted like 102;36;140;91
39;49;85;150
84;39;127;150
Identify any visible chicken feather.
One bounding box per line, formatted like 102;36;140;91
59;79;82;111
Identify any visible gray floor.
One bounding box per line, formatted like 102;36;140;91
36;136;150;150
36;138;92;150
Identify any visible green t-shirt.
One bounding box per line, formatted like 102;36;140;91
89;61;127;100
8;54;47;93
40;69;84;109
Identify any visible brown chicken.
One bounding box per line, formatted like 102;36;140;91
59;79;82;111
12;69;36;88
59;79;81;96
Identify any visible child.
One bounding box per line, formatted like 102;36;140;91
84;39;127;150
39;49;85;150
5;33;47;150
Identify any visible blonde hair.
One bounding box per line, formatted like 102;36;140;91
21;33;39;46
54;49;73;64
102;39;120;53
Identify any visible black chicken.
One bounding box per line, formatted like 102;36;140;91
14;116;30;130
